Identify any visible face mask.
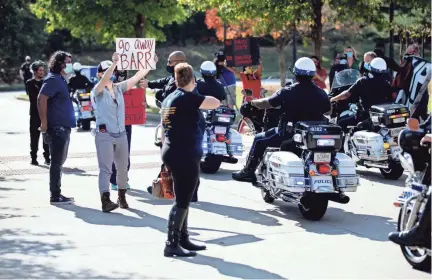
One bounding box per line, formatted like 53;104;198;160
340;59;347;65
166;65;174;74
109;74;116;82
345;52;353;58
364;62;370;70
64;63;73;74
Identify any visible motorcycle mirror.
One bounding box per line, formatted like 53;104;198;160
407;118;420;131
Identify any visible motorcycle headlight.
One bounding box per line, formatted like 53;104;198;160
399;153;415;174
379;128;389;137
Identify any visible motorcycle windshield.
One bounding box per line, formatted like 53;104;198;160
331;69;361;90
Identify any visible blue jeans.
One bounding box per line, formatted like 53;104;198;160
110;125;132;185
43;126;71;198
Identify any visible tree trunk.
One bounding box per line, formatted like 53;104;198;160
311;0;324;59
389;0;395;60
277;42;286;87
292;24;297;68
422;32;425;58
399;32;403;62
135;13;145;38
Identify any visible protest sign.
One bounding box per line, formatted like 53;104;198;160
116;38;156;70
224;37;260;67
124;88;146;125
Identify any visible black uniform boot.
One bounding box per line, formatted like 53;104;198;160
101;192;119;212
180;210;206;251
117;189;129;209
232;155;259;183
164;207;197;257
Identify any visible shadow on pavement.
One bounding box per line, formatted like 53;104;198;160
200;168;238;181
36;165;97;177
265;200;397;242
0;228;133;279
178;254;284;279
356;169;407;188
190;227;264;247
0;186;26;191
129;188;282;227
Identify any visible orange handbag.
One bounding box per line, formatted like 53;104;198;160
160;167;175;199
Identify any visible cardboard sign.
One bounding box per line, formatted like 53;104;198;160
116;38;156;70
224;37;260;67
124;88;146;125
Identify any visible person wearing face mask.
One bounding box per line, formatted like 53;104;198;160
140;51;186;105
213;51;237;108
226;59;263;102
110;69;132;191
38;51;76;205
20;56;33;87
91;53;157;212
329;53;348;88
344;46;360;70
374;43;400;74
68;62;94;95
360;51;377;76
27;60;50;166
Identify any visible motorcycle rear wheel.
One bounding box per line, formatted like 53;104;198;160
261;189;275;203
298;194;328;221
380;163;404;180
82;120;91;131
200;156;222;174
397;208;431;271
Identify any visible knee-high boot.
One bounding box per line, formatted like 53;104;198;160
179;209;206;251
164;206;197;257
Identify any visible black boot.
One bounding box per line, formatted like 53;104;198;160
101;192;119;212
117;189;129;209
232;154;259;183
164;207;197;257
180;210;206;251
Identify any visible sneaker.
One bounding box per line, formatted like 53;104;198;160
50;194;74;205
111;183;130;190
31;159;39;166
44;158;51;165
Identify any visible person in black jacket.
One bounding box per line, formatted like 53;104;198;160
329;53;348;88
26;60;50;165
374;43;400;75
142;51;186;104
68;62;93;94
197;61;226;101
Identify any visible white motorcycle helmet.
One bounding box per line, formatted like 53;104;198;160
293;57;316;76
200;61;217;76
370;57;387;73
73;62;82;73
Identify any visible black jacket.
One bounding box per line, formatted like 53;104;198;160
148;75;177;102
196;77;226;101
68;73;93;93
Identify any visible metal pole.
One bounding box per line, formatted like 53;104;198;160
292;24;297;69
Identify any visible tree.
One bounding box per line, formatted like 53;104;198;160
31;0;187;44
0;0;47;83
184;0;311;85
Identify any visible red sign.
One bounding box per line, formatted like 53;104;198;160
124;88;146;125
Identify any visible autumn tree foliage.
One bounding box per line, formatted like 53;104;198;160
204;9;254;41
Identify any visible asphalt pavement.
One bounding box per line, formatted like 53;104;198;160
0;91;429;279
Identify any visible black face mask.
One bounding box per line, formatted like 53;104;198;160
166;65;174;74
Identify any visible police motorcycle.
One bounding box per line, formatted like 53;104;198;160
72;89;95;131
392;117;431;270
329;65;408;180
154;61;244;174
254;120;360;221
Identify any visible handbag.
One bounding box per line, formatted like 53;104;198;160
151;179;164;198
160;167;175;199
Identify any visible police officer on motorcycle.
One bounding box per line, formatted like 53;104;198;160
330;57;393;131
68;62;93;94
232;57;331;182
197;61;226;101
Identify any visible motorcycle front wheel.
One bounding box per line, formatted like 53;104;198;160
237;118;256;136
397;208;431;271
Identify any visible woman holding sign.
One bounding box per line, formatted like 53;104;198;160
91;52;157;213
161;63;220;257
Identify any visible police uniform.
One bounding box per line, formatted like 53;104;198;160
68;73;93;93
148;75;177;103
196;77;226;101
233;81;331;182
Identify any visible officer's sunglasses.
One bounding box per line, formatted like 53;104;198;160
168;60;184;64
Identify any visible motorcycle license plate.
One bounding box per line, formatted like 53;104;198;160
214;126;226;134
212;143;227;155
393;117;405;124
81;101;90;106
314;153;331;163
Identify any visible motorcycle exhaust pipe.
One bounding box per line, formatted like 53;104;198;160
327;193;350;204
